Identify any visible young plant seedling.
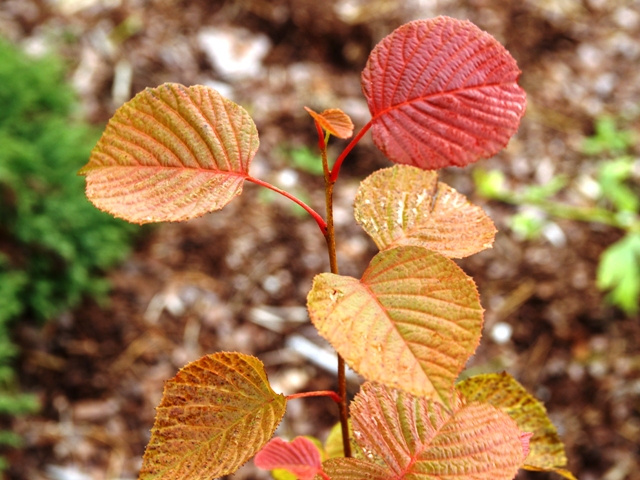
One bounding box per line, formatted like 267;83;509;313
80;16;574;480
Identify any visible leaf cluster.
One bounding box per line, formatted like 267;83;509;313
77;17;572;480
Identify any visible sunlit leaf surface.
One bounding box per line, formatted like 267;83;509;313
304;107;354;139
140;352;286;479
347;382;525;480
457;372;573;476
362;16;526;170
354;165;496;257
80;83;258;224
307;246;483;403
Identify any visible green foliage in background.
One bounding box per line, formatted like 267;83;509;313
474;116;640;315
0;38;139;465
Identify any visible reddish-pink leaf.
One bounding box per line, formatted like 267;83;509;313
362;17;526;170
521;431;533;459
304;107;355;139
79;83;258;224
254;437;323;480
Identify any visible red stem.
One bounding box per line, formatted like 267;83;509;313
286;390;342;404
329;120;373;183
246;176;327;233
314;119;325;152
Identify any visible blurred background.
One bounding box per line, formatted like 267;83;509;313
1;0;639;478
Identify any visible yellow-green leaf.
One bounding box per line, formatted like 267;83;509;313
354;165;496;257
457;372;573;476
307;246;483;404
80;83;258;224
140;352;286;479
324;421;365;460
348;382;526;480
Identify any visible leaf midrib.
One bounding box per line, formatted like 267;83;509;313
371;81;521;122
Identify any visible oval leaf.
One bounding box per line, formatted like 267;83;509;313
254;437;323;480
304;107;354;139
307;246;483;403
354;165;496;257
140;352;286;479
362;17;526;170
79;83;258;224
457;372;574;476
349;382;525;480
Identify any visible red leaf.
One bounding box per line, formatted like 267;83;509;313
254;437;323;480
362;17;526;170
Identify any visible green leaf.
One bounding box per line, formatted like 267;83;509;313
457;372;571;474
583;117;636;156
290;146;324;176
354;165;496;258
80;83;258;224
597;233;640;314
473;168;507;199
307;246;483;404
346;382;525;480
140;352;286;479
597;156;638;213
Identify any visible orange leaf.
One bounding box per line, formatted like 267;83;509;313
349;382;525;480
140;352;286;479
307;246;483;404
304;107;354;139
354;165;496;257
80;83;258;224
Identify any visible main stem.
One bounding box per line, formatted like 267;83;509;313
318;123;352;458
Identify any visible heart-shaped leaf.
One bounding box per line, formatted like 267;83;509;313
254;437;323;480
457;372;576;479
362;16;526;170
305;107;354;139
347;382;525;480
79;83;258;224
307;246;483;404
354;165;496;257
140;352;286;479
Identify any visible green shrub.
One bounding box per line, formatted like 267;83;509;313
0;38;139;466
